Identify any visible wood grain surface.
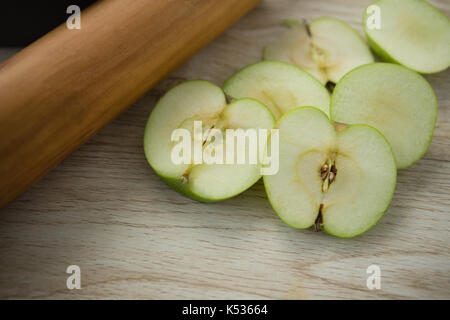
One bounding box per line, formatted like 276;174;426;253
0;0;449;299
0;0;260;209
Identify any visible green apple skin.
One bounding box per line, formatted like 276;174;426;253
161;176;223;203
363;0;450;74
263;107;397;238
364;33;396;64
148;150;263;203
330;63;438;169
266;174;394;238
365;32;449;74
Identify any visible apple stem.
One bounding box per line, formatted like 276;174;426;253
180;173;189;184
326;82;335;93
225;93;233;104
303;19;312;38
314;204;324;232
333;122;348;132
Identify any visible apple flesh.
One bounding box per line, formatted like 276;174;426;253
331;63;437;169
264;17;374;84
144;80;275;201
264;107;396;238
223;61;330;119
364;0;450;73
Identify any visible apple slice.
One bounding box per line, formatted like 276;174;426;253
264;17;374;84
331;63;437;169
364;0;450;73
223;61;330;119
144;80;275;202
264;107;396;238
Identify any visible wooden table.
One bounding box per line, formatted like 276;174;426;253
0;0;449;299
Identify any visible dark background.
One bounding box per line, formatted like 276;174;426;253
1;1;97;46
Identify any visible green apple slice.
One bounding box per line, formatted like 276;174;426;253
144;80;275;202
331;63;437;169
264;17;374;84
364;0;450;73
223;61;330;119
264;107;396;238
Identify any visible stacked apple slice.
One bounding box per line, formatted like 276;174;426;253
223;61;330;119
263;107;396;238
144;80;274;202
144;0;447;237
364;0;450;74
331;63;437;169
263;17;374;84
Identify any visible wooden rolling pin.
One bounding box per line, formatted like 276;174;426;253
0;0;261;209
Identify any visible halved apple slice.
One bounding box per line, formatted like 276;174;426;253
223;61;330;119
144;80;275;202
331;63;437;169
364;0;450;73
264;107;396;238
263;17;374;84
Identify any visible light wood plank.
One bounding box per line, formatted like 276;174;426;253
0;0;449;299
